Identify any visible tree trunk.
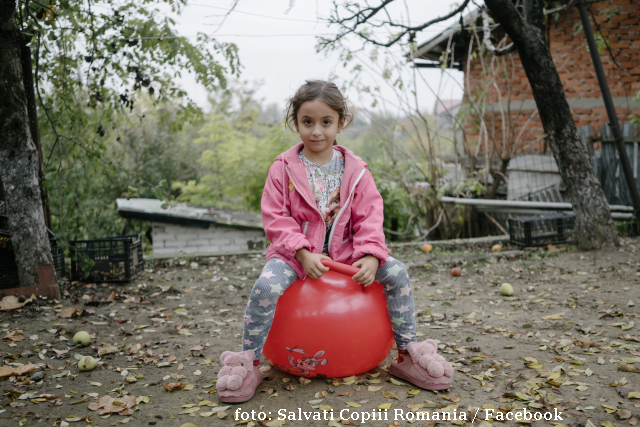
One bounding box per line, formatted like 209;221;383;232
19;40;52;230
484;0;618;249
0;1;54;287
0;175;5;212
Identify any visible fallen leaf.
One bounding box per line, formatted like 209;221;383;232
619;409;632;420
543;313;564;320
0;295;35;311
136;396;149;404
68;396;90;405
87;395;136;415
163;383;185;392
619;364;640;373
3;330;25;342
57;307;82;318
345;402;361;407
299;377;311;386
618;385;630;398
389;377;406;386
0;363;36;378
97;345;118;357
382;391;399;400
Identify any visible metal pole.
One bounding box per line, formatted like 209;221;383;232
576;0;640;219
439;196;633;211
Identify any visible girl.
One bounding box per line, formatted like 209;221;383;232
216;80;453;403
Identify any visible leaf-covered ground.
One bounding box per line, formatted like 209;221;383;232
1;237;639;427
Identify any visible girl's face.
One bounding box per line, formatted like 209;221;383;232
295;99;345;157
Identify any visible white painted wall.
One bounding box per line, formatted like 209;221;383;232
152;222;266;257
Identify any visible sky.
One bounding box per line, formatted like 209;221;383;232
171;0;466;116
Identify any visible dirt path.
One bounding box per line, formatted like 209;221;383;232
1;237;639;427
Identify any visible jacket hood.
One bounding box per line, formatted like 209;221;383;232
278;142;368;169
274;142;368;224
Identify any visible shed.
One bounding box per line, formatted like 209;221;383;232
116;198;266;258
410;3;640;151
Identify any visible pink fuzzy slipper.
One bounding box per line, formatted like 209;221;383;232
389;339;453;391
217;350;263;403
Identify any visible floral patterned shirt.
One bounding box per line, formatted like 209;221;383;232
299;149;345;252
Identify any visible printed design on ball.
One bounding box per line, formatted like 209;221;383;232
278;348;328;377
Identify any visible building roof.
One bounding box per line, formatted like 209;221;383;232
434;99;463;115
409;8;480;65
116;198;263;230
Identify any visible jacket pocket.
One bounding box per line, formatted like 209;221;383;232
341;227;351;244
301;221;310;236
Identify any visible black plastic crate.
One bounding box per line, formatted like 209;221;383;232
0;215;66;287
51;241;66;280
70;234;143;282
508;213;576;247
0;245;20;288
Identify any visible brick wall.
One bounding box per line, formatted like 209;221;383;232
462;1;640;155
152;222;266;257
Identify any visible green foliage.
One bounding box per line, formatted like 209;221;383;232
19;0;240;242
43;95;203;240
173;85;296;212
587;31;611;55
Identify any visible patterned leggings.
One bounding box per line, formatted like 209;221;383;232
242;256;417;360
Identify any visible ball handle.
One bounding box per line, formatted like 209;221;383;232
321;259;360;277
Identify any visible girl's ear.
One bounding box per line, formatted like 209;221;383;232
337;116;346;133
293;118;299;133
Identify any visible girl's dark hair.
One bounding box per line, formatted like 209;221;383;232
285;80;353;136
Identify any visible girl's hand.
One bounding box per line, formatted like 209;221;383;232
352;255;380;286
295;248;331;279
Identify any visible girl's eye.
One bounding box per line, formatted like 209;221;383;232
303;120;312;125
323;120;331;125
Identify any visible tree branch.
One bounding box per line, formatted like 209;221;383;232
484;0;528;47
322;0;472;49
523;0;546;32
481;8;516;56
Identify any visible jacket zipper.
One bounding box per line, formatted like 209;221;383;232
327;168;367;258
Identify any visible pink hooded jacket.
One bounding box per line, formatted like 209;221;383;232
262;142;388;279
